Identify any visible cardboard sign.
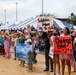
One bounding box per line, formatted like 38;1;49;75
54;36;72;54
37;16;53;31
38;18;50;23
15;43;33;61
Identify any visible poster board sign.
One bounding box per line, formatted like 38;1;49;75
54;36;72;54
15;43;32;61
37;16;53;31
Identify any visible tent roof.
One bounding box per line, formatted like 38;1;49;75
53;18;75;30
0;17;74;30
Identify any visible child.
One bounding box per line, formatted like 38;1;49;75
18;33;25;67
25;39;34;72
13;34;19;60
33;33;39;63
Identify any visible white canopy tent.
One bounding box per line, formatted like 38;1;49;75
0;17;74;30
12;17;37;29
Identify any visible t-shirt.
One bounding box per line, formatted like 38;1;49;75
19;37;25;43
44;37;50;50
14;38;18;46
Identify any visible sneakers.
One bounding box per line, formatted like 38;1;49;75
27;69;33;72
26;66;28;68
50;70;53;72
43;69;49;71
51;72;54;75
13;58;16;60
19;64;24;67
50;72;61;75
57;73;61;75
34;60;37;64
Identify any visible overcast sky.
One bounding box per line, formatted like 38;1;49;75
0;0;76;24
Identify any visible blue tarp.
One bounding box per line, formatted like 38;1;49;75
62;22;75;30
53;20;75;30
62;22;71;29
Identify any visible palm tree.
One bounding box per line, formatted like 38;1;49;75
67;13;76;26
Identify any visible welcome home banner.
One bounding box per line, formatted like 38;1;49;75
15;43;32;61
54;36;72;54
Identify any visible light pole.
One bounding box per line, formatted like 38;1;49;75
15;2;18;21
4;10;6;24
42;0;43;15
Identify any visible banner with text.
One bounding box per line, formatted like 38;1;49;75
15;43;32;61
54;36;72;54
37;16;53;31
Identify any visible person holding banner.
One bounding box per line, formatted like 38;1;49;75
13;34;19;60
60;27;71;75
50;28;60;75
24;30;31;40
25;39;34;72
19;33;25;67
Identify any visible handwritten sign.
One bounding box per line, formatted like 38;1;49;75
38;18;50;23
37;16;53;31
54;36;72;54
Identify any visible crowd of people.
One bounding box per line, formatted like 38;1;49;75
0;25;76;75
0;27;43;72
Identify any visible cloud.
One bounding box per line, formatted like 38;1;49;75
0;0;76;23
